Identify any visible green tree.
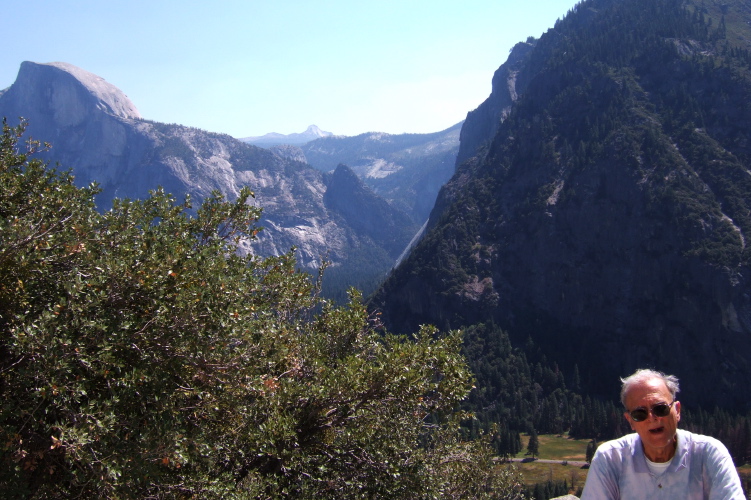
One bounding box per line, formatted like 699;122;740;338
526;429;539;459
585;439;598;464
0;120;526;499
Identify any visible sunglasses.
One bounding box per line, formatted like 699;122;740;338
628;401;675;422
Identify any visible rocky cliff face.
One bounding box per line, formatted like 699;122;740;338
324;164;416;258
373;0;751;410
0;62;155;197
6;61;141;123
301;124;462;224
0;62;416;292
456;41;535;166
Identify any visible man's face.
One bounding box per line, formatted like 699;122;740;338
623;377;681;462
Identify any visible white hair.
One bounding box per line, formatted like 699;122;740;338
620;368;680;407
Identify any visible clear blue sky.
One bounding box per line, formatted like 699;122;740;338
2;0;577;138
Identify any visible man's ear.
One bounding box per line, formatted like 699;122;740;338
675;401;681;422
624;411;634;431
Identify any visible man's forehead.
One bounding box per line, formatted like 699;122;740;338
625;377;671;402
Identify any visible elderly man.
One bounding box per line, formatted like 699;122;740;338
581;369;744;499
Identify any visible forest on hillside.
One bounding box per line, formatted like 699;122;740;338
373;0;751;422
462;322;751;463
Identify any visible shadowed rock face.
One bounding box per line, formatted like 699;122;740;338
323;164;416;258
457;41;535;166
0;62;417;281
299;124;462;224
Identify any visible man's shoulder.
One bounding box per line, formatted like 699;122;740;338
677;429;743;493
596;433;639;455
678;429;723;447
678;429;730;455
595;434;639;463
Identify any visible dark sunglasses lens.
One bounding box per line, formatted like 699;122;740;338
630;409;648;421
652;403;671;417
630;403;672;421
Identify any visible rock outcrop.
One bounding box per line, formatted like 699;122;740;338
323;164;416;257
302;123;462;224
0;62;153;195
456;41;535;165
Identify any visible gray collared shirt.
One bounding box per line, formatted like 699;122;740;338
581;429;744;499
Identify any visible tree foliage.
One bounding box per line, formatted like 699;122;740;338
525;429;539;459
0;120;526;499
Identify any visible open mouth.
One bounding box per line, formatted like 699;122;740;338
649;426;665;435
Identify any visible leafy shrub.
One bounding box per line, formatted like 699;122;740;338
0;120;525;499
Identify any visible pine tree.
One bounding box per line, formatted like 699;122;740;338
586;439;598;463
527;428;540;458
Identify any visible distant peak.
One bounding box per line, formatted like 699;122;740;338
304;125;332;138
241;124;334;146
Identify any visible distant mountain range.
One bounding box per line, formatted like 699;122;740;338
0;61;423;299
240;124;462;225
240;125;334;147
300;125;462;224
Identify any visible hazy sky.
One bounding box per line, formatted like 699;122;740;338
2;0;577;138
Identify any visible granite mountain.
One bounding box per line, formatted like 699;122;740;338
0;61;418;298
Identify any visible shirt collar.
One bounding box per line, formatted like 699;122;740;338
631;429;688;473
673;429;689;471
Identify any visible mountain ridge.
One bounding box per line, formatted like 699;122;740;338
301;123;462;223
